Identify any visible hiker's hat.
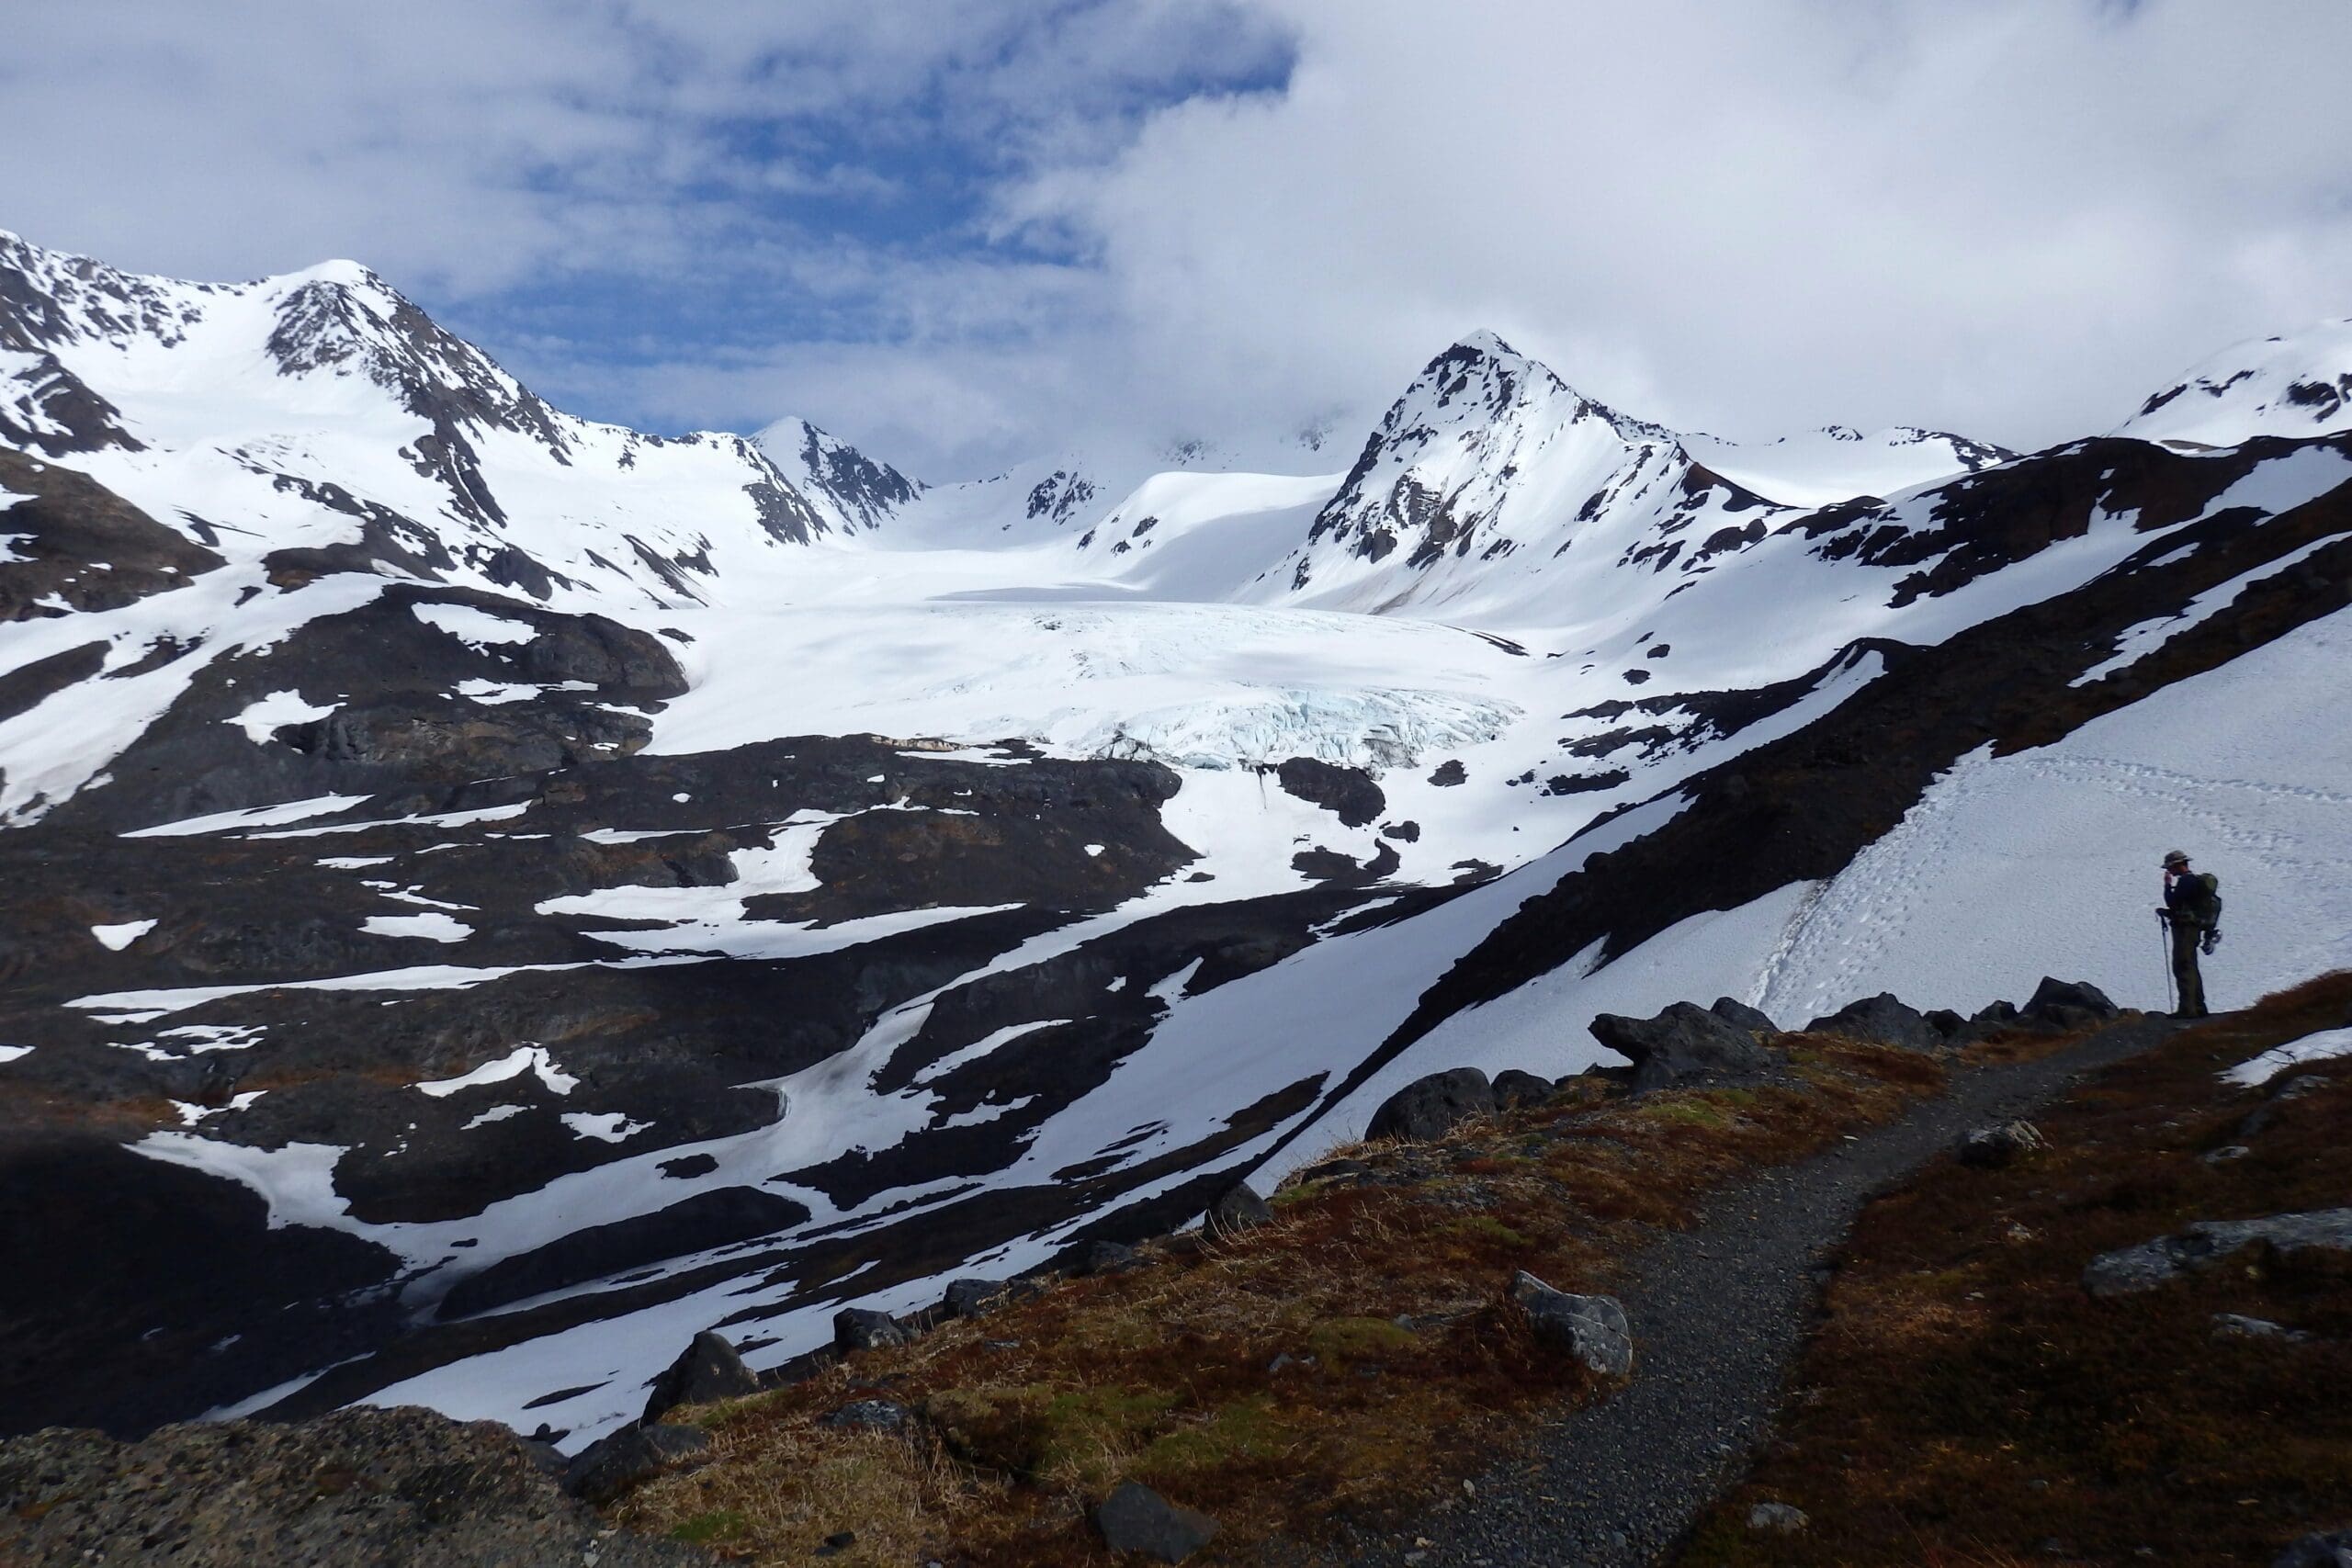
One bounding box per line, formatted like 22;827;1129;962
2162;849;2190;867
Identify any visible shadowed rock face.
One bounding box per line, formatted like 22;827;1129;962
0;1405;710;1566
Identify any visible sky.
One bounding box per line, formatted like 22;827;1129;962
3;0;2349;479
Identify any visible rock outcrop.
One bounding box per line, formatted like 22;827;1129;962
0;1405;707;1565
2084;1208;2352;1298
1589;1001;1770;1091
1366;1066;1498;1141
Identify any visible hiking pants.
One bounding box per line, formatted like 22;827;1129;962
2169;918;2208;1017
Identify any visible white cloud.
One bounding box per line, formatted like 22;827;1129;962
3;1;2348;476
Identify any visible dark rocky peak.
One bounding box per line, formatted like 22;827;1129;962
0;348;141;457
763;417;923;532
262;267;573;462
0;229;214;355
1026;468;1098;525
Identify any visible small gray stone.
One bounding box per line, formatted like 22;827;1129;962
1095;1480;1218;1562
833;1306;910;1353
2212;1313;2316;1345
1205;1180;1272;1239
1509;1269;1633;1377
1958;1120;2047;1170
2273;1529;2352;1568
563;1422;709;1505
1747;1502;1809;1533
2201;1144;2252;1165
820;1399;914;1431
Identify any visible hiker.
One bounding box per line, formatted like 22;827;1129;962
2156;849;2223;1018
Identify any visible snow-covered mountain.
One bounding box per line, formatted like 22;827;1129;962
2;230;2347;1458
2117;318;2352;448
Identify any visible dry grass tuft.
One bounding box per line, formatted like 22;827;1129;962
1681;971;2352;1568
610;1032;1958;1563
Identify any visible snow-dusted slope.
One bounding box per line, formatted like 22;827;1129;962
2117;318;2352;448
1681;424;2014;507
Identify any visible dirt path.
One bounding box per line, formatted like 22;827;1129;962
1344;1013;2187;1568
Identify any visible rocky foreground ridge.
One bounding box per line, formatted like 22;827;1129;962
15;972;2346;1566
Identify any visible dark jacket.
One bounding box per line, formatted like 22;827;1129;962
2165;870;2221;929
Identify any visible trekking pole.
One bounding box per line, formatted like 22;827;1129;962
2157;910;2174;1014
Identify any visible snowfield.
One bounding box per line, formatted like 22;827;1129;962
3;228;2349;1452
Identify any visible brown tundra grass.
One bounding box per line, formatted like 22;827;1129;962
611;1034;1955;1565
1681;971;2352;1568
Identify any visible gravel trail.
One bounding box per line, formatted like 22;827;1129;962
1347;1013;2187;1568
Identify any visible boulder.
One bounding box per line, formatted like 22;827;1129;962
2024;976;2120;1023
1509;1269;1634;1378
820;1398;915;1432
942;1278;1011;1319
640;1329;759;1423
1492;1067;1555;1109
1924;1008;1969;1040
1365;1067;1498;1142
1804;993;1942;1053
833;1307;910;1353
1204;1180;1272;1239
2274;1529;2352;1568
1957;1121;2047;1170
564;1421;710;1506
1073;1239;1141;1276
2085;1208;2352;1298
1095;1480;1218;1562
1589;1002;1770;1093
1747;1502;1810;1534
1710;997;1778;1035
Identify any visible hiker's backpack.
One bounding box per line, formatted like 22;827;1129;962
2188;871;2223;932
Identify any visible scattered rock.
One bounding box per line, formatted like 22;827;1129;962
1366;1067;1498;1142
2240;1073;2330;1139
2084;1208;2352;1298
1709;997;1778;1035
2274;1529;2352;1568
640;1329;759;1423
2212;1313;2316;1345
2023;976;2120;1023
1491;1068;1554;1109
1508;1269;1634;1378
1747;1501;1810;1533
1428;759;1466;787
1094;1480;1219;1562
942;1278;1010;1318
1205;1180;1273;1239
1073;1239;1141;1276
1804;993;1942;1053
1589;1002;1770;1092
814;1529;856;1557
833;1307;910;1353
564;1420;712;1506
820;1398;915;1431
1958;1120;2047;1170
